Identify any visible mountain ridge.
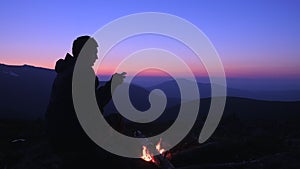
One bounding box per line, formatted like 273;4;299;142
1;63;299;121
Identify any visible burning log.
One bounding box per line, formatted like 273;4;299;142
134;130;175;169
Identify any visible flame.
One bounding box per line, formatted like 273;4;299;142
156;138;165;154
141;138;169;163
141;146;155;162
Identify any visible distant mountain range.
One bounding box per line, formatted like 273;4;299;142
0;64;56;120
1;63;300;121
147;79;300;101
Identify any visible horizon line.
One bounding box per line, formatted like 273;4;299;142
1;62;300;80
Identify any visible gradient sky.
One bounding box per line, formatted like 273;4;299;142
1;0;300;78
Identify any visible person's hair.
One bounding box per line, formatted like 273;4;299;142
72;35;98;57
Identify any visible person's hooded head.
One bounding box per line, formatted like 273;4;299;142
72;35;99;66
55;36;99;72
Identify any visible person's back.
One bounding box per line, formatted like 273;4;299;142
46;52;90;152
45;35;126;169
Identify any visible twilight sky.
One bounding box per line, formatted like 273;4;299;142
1;0;300;78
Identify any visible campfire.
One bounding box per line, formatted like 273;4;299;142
135;130;174;169
141;138;169;163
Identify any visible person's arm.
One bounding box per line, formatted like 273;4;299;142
95;72;126;114
96;78;113;114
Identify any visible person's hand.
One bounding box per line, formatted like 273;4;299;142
111;72;126;89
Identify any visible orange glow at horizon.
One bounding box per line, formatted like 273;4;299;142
2;51;300;79
2;59;300;79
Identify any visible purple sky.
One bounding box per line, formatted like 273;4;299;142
1;0;300;79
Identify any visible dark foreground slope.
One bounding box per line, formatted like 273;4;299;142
0;97;299;169
1;64;300;169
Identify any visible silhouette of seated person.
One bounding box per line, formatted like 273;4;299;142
45;35;127;168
